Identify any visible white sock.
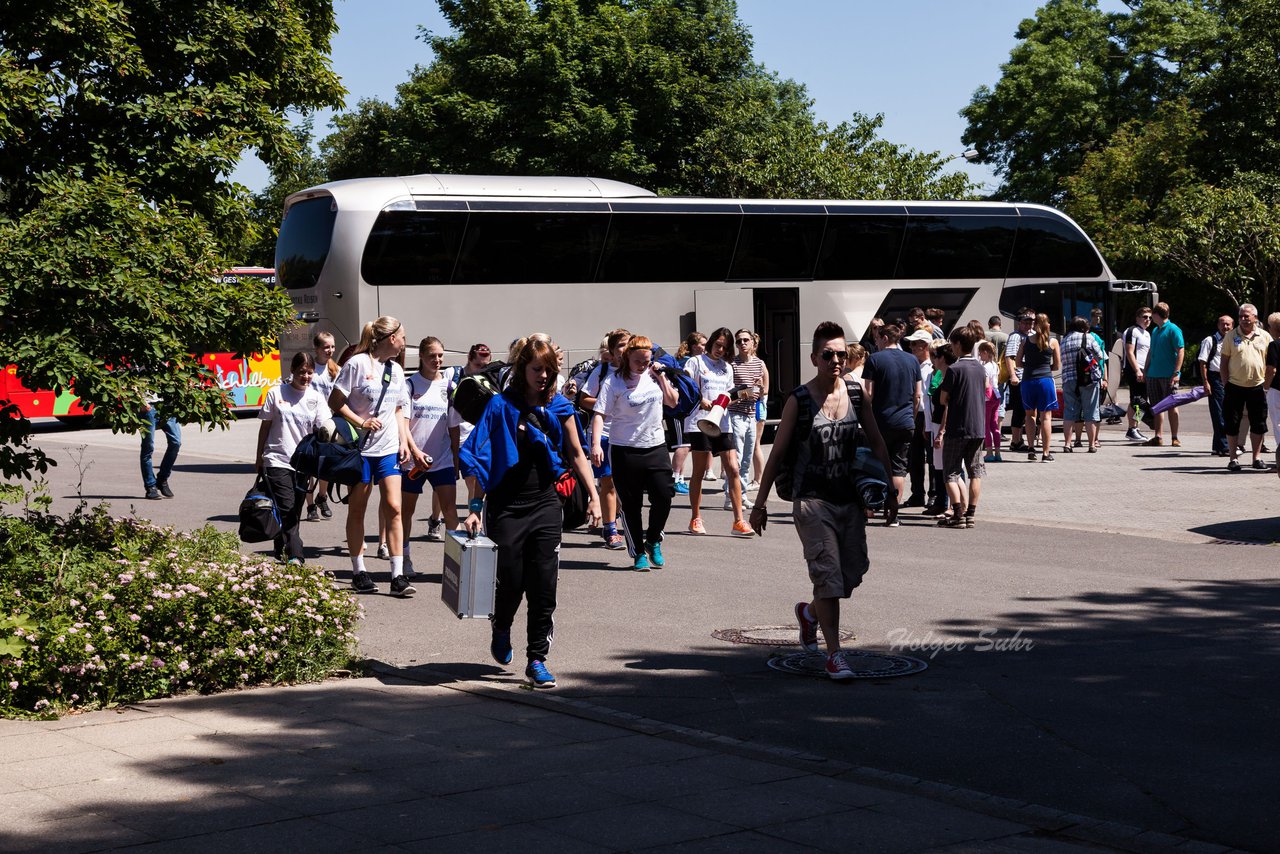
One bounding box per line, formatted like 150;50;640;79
352;555;366;574
390;555;404;578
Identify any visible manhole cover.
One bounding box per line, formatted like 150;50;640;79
767;650;928;679
712;626;856;646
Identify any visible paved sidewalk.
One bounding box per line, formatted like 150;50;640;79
0;674;1140;854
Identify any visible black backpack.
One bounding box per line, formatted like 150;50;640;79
775;380;863;501
1075;333;1096;387
452;361;509;424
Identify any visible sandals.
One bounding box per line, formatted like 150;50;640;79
1062;445;1074;453
1088;445;1099;453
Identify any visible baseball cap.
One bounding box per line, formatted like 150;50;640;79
904;329;934;344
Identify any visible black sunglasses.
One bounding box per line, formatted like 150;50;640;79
820;349;850;362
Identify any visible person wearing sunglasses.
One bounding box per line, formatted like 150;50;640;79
684;327;752;536
1122;308;1152;442
750;321;895;680
728;329;767;508
861;322;922;526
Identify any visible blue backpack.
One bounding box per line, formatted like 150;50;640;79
652;347;700;419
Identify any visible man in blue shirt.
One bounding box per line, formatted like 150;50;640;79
862;322;922;527
1143;302;1185;447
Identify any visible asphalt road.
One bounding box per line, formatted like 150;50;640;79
22;401;1280;852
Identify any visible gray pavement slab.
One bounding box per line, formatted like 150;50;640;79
10;408;1280;851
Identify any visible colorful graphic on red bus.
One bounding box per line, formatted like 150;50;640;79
2;268;283;420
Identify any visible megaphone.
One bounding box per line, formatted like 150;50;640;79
697;394;732;438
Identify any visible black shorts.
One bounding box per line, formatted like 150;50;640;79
689;431;735;454
1224;383;1268;435
1008;382;1026;423
881;427;914;477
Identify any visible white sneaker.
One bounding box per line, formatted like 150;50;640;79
425;519;444;542
703;470;718;481
744;480;759;492
1126;427;1148;442
376;542;390;560
723;490;752;511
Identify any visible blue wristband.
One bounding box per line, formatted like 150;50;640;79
468;498;484;513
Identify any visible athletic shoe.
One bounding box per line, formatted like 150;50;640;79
317;498;333;519
983;454;997;463
731;520;754;537
723;491;733;511
490;627;513;665
825;652;854;681
938;514;966;528
921;504;945;517
741;495;753;511
744;480;759;492
885;516;900;528
1143;437;1163;447
674;480;690;495
902;495;926;508
145;486;162;500
1252;459;1268;470
703;470;717;481
425;518;444;542
1228;458;1242;472
645;542;665;568
606;533;626;550
390;574;416;598
157;480;174;498
1027;452;1037;461
633;553;651;571
1041;453;1055;462
286;557;304;567
525;659;556;689
964;513;975;529
306;504;319;522
376;542;391;560
795;602;819;653
688;517;706;535
1125;427;1145;441
403;558;416;581
351;571;377;593
1073;438;1083;448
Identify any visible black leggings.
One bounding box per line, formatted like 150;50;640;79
263;467;307;561
610;443;675;553
486;496;562;662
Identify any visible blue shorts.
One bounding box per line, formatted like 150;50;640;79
401;466;457;494
361;453;402;484
1020;377;1058;413
593;437;612;478
755;400;766;421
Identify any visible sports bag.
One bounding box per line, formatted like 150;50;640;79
290;361;393;490
453;361;509;424
238;475;281;543
652;348;700;419
1075;333;1096;387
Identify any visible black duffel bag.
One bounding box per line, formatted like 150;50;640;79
238;475;282;543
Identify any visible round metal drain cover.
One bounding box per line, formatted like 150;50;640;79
767;650;928;679
712;626;856;646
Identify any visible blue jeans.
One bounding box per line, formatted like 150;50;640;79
1206;373;1227;454
729;411;756;482
140;407;181;488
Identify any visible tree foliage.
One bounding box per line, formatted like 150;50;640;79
320;0;976;199
0;1;344;476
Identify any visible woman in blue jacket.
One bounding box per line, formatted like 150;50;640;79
459;337;600;689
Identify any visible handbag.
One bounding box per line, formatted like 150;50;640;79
238;474;282;543
290;361;394;490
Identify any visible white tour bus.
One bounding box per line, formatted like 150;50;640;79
275;174;1152;411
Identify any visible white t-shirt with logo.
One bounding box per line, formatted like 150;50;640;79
402;373;462;471
594;370;666;449
259;384;329;470
582;362;615;440
685;353;734;434
334;353;407;458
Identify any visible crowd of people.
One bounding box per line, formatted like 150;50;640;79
136;301;1278;686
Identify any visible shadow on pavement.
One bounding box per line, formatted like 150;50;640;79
1188;517;1280;544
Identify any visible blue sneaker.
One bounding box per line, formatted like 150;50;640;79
525;659;556;689
674;480;690;495
646;542;665;568
490;626;513;665
633;552;651;572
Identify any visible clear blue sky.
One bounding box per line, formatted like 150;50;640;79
232;0;1057;194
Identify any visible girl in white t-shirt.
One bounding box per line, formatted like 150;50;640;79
591;335;679;571
400;336;463;573
305;331;339;521
329;316;413;597
255;352;329;565
685;327;752;537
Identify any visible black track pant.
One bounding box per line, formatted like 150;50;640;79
610;443;675;554
487;496;562;662
263;467;307;561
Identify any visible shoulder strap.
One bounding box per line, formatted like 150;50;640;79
793;385;816;442
1208;334;1220;363
360;361;395;451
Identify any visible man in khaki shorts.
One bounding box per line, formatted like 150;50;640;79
750;321;895;680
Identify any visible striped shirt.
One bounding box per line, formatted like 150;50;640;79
729;356;765;415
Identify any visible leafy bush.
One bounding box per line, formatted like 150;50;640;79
0;488;360;717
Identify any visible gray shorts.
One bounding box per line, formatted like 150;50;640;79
942;437;985;483
793;498;869;600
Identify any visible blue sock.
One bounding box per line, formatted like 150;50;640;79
604;521;617;538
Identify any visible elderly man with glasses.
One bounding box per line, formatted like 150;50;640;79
1220;304;1274;471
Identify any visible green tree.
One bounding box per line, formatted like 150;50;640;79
321;0;976;199
0;1;344;478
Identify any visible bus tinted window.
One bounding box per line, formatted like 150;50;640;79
897;216;1016;279
276;197;338;289
1008;217;1103;278
362;211;467;285
729;215;824;280
814;216;905;280
599;214;739;282
454;212;608;284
